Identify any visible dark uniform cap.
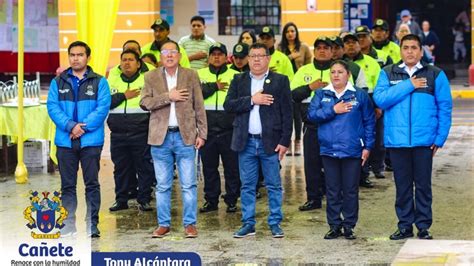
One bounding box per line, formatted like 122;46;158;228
314;36;332;47
355;25;371;35
259;26;275;38
342;32;359;42
232;43;249;58
329;36;343;47
209;42;228;55
150;18;170;30
372;19;389;31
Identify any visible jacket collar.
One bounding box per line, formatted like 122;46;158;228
313;59;332;70
120;70;141;83
322;82;356;98
61;66;98;81
209;64;228;75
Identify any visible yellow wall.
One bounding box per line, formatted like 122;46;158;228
58;0;159;70
281;0;344;48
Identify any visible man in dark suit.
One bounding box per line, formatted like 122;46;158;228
224;43;292;238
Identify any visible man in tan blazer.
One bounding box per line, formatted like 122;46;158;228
140;40;207;238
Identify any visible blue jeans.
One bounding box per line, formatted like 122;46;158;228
239;137;283;226
150;132;197;227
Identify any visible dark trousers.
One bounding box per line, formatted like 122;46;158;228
303;126;324;201
362;116;385;177
110;133;154;205
389;147;433;231
200;132;240;205
322;156;361;229
293;102;302;140
57;139;102;232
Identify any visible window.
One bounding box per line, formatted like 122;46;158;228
218;0;281;35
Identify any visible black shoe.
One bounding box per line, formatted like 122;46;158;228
298;200;322;211
385;165;393;172
374;172;385;179
199;202;218;213
138;202;153;211
226;203;238;213
324;227;342;239
89;225;100;238
417;229;433;240
360;178;374;188
389;228;414;240
109;202;128;212
256;191;262;199
343;227;356;240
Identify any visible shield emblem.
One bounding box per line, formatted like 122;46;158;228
37;209;55;233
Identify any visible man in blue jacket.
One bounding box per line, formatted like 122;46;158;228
373;34;452;240
47;41;111;238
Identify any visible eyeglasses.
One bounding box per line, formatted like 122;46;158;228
248;54;268;60
161;49;179;56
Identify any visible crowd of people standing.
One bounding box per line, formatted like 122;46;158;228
46;12;452;241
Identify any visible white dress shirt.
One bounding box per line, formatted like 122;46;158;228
248;71;269;135
165;68;179;127
399;61;423;77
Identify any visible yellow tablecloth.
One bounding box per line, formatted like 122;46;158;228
0;104;57;164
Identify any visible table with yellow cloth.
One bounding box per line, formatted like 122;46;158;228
0;104;57;165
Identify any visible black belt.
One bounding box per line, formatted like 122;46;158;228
168;126;179;132
248;133;262;139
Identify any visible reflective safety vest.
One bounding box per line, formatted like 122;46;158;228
270;50;295;81
291;63;331;103
141;42;191;68
353;54;381;93
198;66;239;111
377;41;401;63
107;72;148;114
108;62;155;82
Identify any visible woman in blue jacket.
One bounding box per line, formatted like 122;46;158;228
308;60;375;240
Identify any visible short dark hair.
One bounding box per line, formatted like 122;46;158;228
121;49;141;62
249;43;269;55
400;34;422;49
161;40;180;53
68;41;91;57
190;15;205;25
141;53;158;64
330;60;350;73
122;40;141;51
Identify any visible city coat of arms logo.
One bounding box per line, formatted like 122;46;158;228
23;191;68;239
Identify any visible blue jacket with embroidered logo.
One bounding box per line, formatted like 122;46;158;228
307;85;375;158
47;67;111;148
373;62;452;148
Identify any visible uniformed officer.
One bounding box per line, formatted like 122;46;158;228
343;33;382;188
330;35;369;91
258;26;294;80
356;25;391;180
355;25;393;68
141;18;191;68
107;50;155;212
229;43;250;72
372;19;401;63
108;40;156;201
291;36;334;211
198;43;241;213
